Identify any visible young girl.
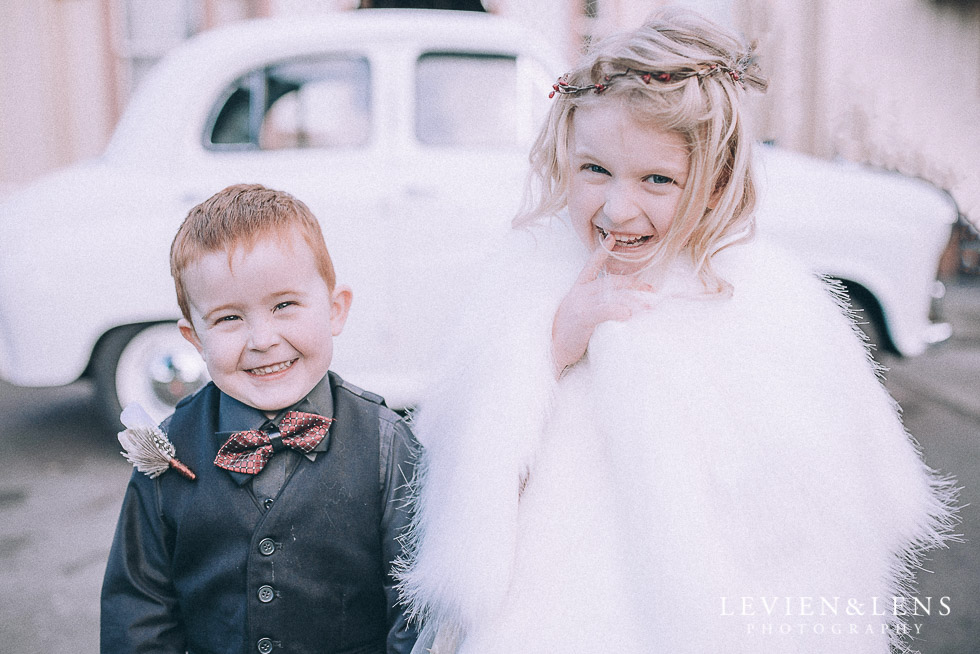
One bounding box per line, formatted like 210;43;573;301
399;8;955;653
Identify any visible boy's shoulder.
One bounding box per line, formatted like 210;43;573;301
330;373;387;407
329;372;409;436
158;381;220;435
174;380;217;411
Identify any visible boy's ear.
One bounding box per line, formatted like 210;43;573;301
178;318;204;355
329;284;353;337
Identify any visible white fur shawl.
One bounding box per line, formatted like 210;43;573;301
398;216;955;654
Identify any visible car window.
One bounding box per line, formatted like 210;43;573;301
207;55;371;150
415;53;518;148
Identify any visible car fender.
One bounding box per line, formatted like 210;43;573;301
0;164;187;385
754;145;957;356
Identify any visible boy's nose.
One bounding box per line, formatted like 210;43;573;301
247;319;280;351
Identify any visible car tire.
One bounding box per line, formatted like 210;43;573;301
838;281;894;359
93;322;209;429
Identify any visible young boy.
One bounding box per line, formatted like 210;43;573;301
101;184;418;654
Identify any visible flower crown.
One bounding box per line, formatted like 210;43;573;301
549;60;754;98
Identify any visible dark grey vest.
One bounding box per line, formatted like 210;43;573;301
159;374;387;654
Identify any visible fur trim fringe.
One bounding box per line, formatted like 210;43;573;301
396;217;957;654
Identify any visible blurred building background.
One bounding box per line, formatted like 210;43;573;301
2;0;978;232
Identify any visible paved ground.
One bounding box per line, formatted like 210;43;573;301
1;277;978;653
876;276;980;653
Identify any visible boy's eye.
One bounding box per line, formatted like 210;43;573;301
215;315;240;324
646;174;674;185
274;301;296;311
583;163;610;175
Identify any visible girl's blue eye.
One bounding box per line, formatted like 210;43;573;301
647;174;673;185
584;164;610;175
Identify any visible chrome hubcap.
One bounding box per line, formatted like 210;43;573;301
148;351;208;406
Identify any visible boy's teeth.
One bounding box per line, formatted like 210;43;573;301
249;360;294;376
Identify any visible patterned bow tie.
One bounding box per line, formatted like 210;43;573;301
214;411;333;475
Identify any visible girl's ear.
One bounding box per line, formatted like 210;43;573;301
708;187;722;210
708;171;729;210
329;284;353;337
178;318;204;355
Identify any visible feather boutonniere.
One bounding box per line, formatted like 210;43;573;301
117;404;196;480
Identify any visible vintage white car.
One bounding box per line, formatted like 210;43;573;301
0;9;957;424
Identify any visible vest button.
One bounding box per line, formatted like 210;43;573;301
264;498;274;510
258;538;276;556
258;584;276;603
257;637;274;653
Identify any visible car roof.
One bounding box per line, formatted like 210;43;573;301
176;8;553;59
106;9;563;166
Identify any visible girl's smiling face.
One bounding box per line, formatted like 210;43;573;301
567;103;691;275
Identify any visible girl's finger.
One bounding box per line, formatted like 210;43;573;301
576;234;616;284
605;275;656;293
622;291;657;313
594;291;655;322
594;301;633;323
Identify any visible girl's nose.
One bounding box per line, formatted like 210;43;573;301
603;183;641;224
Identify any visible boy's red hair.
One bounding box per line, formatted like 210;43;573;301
170;184;336;321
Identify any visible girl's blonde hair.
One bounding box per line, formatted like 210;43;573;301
517;7;767;292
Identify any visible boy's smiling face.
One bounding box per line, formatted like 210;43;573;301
178;227;351;416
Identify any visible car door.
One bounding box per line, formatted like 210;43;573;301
381;48;555;399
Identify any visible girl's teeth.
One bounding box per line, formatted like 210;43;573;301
249;360;294;376
597;227;650;246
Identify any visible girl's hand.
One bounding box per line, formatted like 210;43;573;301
551;235;653;377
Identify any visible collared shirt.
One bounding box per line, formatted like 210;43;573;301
215;374;334;503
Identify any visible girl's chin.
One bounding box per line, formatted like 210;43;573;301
600;240;659;276
575;229;658;275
